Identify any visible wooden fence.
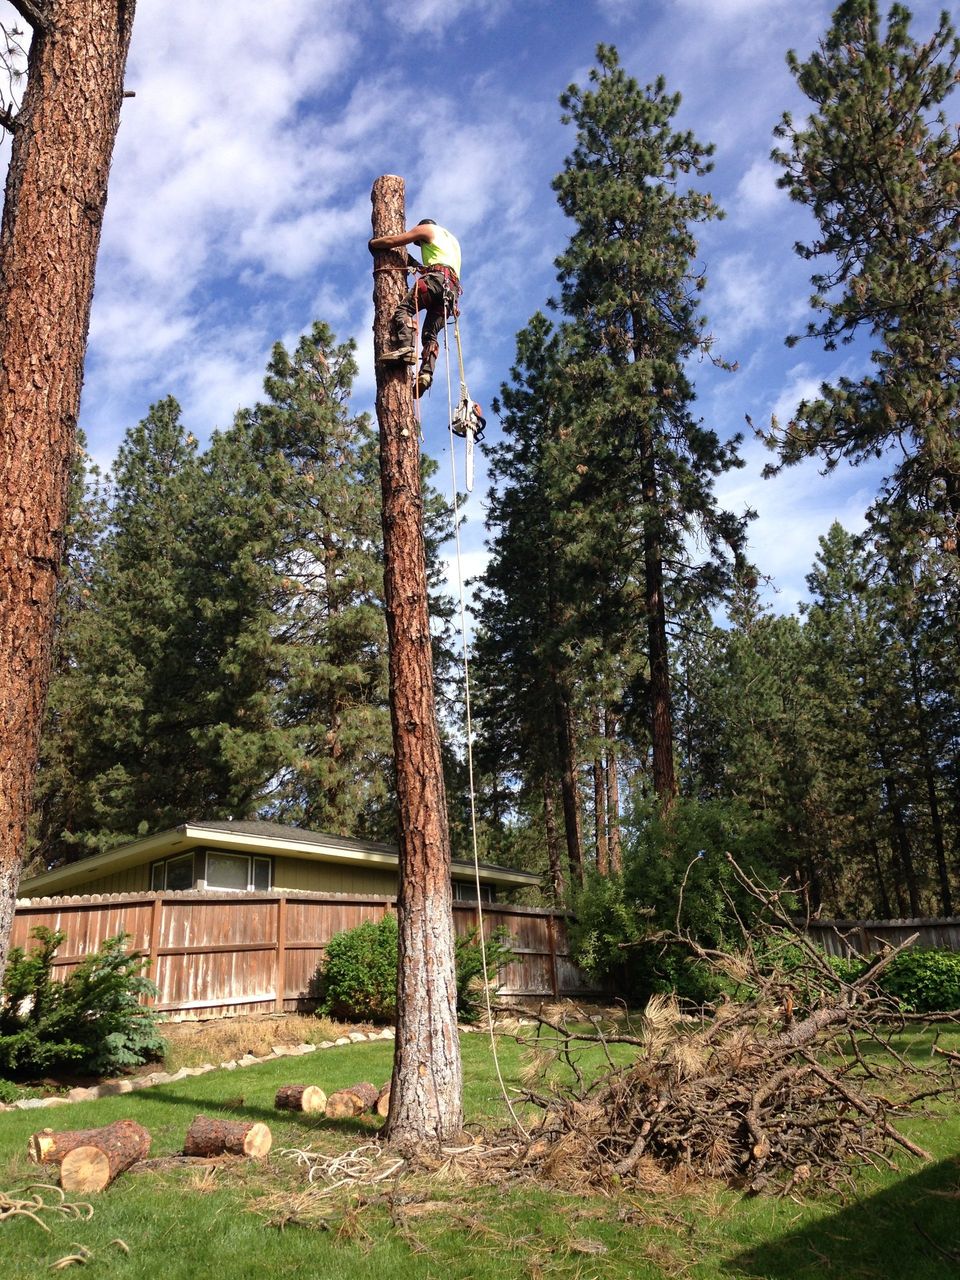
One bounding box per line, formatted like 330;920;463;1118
805;916;960;957
11;890;598;1018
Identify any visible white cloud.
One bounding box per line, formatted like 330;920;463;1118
733;158;786;221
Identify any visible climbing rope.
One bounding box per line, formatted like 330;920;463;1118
441;326;530;1139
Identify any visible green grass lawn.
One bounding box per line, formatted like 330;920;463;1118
1;1029;959;1279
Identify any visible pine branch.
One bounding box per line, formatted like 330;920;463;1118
0;104;19;133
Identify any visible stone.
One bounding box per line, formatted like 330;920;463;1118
14;1097;49;1109
238;1054;259;1067
334;1036;351;1046
222;1060;238;1071
318;1041;335;1049
67;1086;99;1102
378;1028;395;1039
347;1032;367;1043
97;1080;134;1097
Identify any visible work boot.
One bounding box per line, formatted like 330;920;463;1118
379;343;416;364
415;369;433;396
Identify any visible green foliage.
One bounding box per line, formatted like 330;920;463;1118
569;797;778;1004
880;949;960;1013
455;927;515;1024
0;927;164;1078
319;913;400;1023
770;1;960;552
318;913;515;1024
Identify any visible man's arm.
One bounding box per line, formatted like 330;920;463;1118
368;222;437;254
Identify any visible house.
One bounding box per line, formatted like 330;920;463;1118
17;818;542;903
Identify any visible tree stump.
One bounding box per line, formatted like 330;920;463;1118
375;1083;391;1118
274;1085;327;1115
183;1115;272;1158
28;1119;152;1194
324;1082;379;1119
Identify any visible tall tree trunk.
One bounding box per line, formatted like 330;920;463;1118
637;417;676;807
371;176;462;1148
908;656;952;915
876;740;921;917
869;838;893;919
542;778;565;903
0;0;136;982
605;707;622;875
552;683;583;887
593;707;608;875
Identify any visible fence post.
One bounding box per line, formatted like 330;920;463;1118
275;895;288;1013
146;895;163;1006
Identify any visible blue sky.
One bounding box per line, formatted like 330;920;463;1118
2;0;952;613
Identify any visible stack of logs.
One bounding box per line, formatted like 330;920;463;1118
274;1080;391;1119
27;1079;390;1194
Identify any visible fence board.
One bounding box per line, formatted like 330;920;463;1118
805;916;960;956
12;890;600;1017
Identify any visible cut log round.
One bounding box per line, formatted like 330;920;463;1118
28;1119;151;1174
274;1085;327;1115
324;1081;379;1119
182;1115;272;1159
375;1083;391;1118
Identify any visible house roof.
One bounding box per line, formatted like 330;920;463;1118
19;819;542;897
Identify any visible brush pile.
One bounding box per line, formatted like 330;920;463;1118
504;860;960;1196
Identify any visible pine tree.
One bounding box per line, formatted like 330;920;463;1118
473;314;586;894
769;1;960;554
552;44;749;808
220;323;394;837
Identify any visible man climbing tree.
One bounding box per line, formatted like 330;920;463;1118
369;218;462;396
0;0;137;982
370;177;463;1147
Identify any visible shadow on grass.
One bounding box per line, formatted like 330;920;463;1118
725;1155;960;1280
144;1088;381;1136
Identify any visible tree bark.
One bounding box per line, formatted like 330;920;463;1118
552;682;583;887
605;708;622;875
593;707;608;875
543;778;566;903
182;1115;272;1158
638;417;677;807
0;0;137;983
370;175;463;1149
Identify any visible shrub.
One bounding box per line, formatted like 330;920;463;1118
569;796;780;1006
878;949;960;1013
320;914;400;1022
0;927;165;1079
318;912;515;1023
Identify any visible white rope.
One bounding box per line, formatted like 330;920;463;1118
441;319;530;1140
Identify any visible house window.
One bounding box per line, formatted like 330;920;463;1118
205;852;272;893
453;880;494;903
151;853;195;892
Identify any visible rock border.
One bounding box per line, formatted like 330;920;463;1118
1;1026;398;1112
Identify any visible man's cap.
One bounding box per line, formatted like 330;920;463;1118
418;218;436;225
